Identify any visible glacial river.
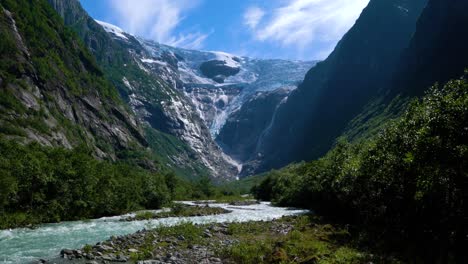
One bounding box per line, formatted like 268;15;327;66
0;202;308;263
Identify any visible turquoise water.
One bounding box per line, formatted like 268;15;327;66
0;202;308;263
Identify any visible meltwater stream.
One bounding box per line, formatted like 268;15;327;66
0;202;308;263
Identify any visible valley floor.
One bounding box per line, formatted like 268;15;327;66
54;214;401;264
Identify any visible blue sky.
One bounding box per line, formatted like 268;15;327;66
80;0;369;61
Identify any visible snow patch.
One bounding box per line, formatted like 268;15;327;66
122;77;133;91
141;58;168;67
217;95;229;105
179;62;216;85
210;51;241;68
96;20;129;40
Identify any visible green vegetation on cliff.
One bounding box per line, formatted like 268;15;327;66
0;0;149;159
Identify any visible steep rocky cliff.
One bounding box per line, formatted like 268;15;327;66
242;0;429;176
0;0;148;162
391;0;468;97
217;88;291;162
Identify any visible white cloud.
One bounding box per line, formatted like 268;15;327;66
106;0;207;49
244;6;265;30
167;31;211;50
245;0;369;58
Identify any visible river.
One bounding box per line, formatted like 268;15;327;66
0;202;308;263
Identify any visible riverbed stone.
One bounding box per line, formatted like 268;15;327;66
95;244;113;252
60;249;74;257
203;230;212;238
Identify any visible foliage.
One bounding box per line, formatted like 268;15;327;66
128;204;230;221
0;136;245;228
219;174;266;195
144;128;211;180
0;138;189;229
152;222;203;244
221;216;388;264
253;75;468;261
134;211;157;221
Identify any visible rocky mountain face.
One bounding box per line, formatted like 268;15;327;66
241;0;430;176
345;0;468;141
47;0;315;179
138;41;316;138
390;0;468;97
0;0;148;162
127;40;315;175
217;88;291;162
47;0;241;180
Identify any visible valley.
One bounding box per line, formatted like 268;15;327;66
0;0;467;263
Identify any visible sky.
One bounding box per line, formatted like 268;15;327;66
79;0;370;61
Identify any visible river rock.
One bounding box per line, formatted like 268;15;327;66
203;230;212;238
60;249;74;257
95;244;113;252
228;200;260;206
210;257;222;263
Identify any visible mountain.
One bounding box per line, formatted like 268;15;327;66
108;37;315;178
0;0;149;163
242;0;429;176
138;41;316;138
48;0;239;180
138;41;315;168
47;0;315;179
